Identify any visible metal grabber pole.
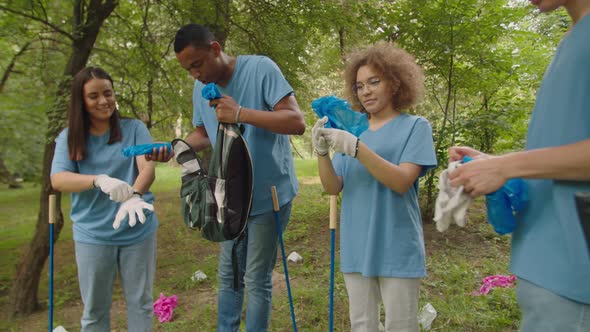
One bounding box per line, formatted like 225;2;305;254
270;186;297;332
329;195;337;332
48;194;56;332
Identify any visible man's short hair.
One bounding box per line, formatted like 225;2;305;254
174;24;217;53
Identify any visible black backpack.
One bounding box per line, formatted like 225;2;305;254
173;123;253;242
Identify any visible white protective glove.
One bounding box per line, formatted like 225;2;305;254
94;174;134;202
312;116;330;156
112;195;154;229
317;127;359;157
433;161;473;232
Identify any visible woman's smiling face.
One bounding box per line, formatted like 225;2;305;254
83;78;116;124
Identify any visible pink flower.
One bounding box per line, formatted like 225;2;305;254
153;293;178;323
472;275;517;296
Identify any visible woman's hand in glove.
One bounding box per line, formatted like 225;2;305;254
112;195;154;229
94;174;134;202
312;116;329;156
316;127;359;157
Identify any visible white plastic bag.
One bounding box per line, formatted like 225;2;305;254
287;251;303;263
190;270;207;282
418;302;437;330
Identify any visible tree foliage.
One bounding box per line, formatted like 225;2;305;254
0;0;567;316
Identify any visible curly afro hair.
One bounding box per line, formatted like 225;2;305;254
343;42;425;114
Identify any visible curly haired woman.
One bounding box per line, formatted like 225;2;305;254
313;42;437;332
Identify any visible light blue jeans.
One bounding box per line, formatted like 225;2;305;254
75;231;157;332
517;278;590;332
217;201;292;332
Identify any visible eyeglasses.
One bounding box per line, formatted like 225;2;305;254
353;77;381;95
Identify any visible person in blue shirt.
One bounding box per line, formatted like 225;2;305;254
51;67;158;332
170;24;305;331
448;1;590;331
313;42;437;332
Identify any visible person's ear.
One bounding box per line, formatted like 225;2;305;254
210;41;222;57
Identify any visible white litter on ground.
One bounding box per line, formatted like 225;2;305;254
418;302;437;330
190;270;207;282
287;251;303;263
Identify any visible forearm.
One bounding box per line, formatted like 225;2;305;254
356;142;419;194
318;155;342;194
185;127;211;152
239;107;305;135
499;139;590;181
133;158;155;194
51;172;96;193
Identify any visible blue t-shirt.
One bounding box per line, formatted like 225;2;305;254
51;118;158;245
192;55;299;215
511;15;590;304
333;114;437;277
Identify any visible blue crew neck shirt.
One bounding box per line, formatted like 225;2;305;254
511;14;590;304
51;118;158;245
333;114;437;277
192;55;299;215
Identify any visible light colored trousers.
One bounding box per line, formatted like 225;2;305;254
75;231;157;332
343;273;420;332
517;278;590;332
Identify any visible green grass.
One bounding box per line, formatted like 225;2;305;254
0;161;519;331
293;158;319;177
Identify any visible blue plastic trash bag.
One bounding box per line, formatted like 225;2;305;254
122;142;173;157
463;156;528;235
202;83;222;100
311;95;368;137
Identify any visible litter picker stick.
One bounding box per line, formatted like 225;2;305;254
271;186;297;332
329;195;337;332
48;194;56;332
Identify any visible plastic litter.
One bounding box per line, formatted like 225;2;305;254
473;274;517;296
418;302;437;331
53;326;69;332
153;293;178;323
190;270;207;282
287;251;303;263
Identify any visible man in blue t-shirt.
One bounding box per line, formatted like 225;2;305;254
171;24;305;331
449;1;590;331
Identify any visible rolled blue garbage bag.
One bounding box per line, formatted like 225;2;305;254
463;156;528;235
122;142;173;157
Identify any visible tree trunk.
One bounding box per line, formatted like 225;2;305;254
11;0;118;316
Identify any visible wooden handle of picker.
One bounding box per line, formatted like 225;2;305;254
49;194;56;225
271;186;279;212
329;195;337;230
